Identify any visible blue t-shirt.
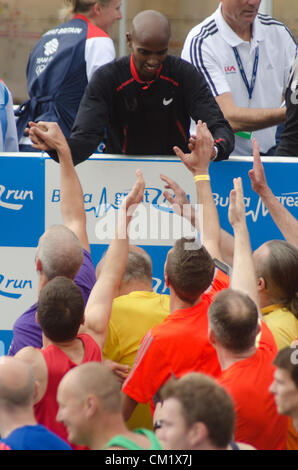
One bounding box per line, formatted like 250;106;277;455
0;425;71;450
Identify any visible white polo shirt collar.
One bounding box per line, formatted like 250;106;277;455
215;3;265;48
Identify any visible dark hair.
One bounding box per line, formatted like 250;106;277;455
208;289;259;353
257;240;298;318
274;345;298;388
166;237;215;303
161;372;235;448
37;276;84;342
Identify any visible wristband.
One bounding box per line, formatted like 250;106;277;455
194;174;210;182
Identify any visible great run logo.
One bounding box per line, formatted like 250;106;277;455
213;192;298;222
51;186;191;216
51;186;197;241
0;184;33;211
0;274;32;300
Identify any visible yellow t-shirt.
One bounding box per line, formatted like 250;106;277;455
262;305;298;351
103;290;170;430
262;304;298;450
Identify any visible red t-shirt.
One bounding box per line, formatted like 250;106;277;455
218;321;288;450
123;268;229;413
34;334;101;449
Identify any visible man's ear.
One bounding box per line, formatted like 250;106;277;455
36;257;42;274
92;1;101;17
208;327;216;346
257;276;266;292
188;421;208;447
126;32;132;48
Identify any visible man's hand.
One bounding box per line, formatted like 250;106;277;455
160;173;197;227
103;359;129;384
28;121;68;153
174;120;214;175
161;173;189;213
248;138;269;196
120;169;145;219
228;177;246;229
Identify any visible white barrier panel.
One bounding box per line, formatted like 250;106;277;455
1;153;298;354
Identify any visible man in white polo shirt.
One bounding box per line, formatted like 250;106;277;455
182;1;297;157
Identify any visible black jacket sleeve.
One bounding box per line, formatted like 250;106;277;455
48;66;110;165
181;60;235;161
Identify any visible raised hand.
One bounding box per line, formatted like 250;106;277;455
228;177;246;229
28;121;67;153
248;138;268;195
174;120;214;175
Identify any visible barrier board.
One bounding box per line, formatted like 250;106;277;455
1;153;298;354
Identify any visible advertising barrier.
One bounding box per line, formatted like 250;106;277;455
1;153;298;354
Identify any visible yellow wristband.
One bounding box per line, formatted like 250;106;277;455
194;174;210;182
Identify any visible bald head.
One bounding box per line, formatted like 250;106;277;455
131;10;171;44
96;245;152;284
0;357;35;409
58;362;122;413
36;225;83;281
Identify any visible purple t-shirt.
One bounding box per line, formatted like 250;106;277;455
8;249;96;355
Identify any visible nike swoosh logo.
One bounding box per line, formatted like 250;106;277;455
163;98;173;106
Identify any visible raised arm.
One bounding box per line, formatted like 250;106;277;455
28;121;90;252
248;138;298;249
173;120;223;261
228;177;260;315
216;92;286;133
83;170;145;351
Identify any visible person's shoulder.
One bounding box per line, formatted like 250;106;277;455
91;55;129;80
257;13;296;42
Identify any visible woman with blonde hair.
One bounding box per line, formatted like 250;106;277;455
17;0;122;150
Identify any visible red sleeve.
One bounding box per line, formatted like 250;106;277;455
202;268;230;304
122;331;172;405
256;320;278;357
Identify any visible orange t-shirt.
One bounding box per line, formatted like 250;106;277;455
123;268;229;413
218;321;288;450
287;417;298;450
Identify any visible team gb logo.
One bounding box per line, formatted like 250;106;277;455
44;38;59;56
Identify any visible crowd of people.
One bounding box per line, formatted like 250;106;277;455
0;0;298;452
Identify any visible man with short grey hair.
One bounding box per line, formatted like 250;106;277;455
0;356;71;450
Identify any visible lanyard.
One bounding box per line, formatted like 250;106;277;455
232;45;259;100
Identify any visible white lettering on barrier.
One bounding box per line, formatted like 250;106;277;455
213;193;298;223
0;185;33;211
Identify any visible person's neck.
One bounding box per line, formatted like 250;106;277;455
292;409;298;433
169;289;201;314
90;414;129;450
0;410;37;439
43;336;84;364
216;344;256;371
221;10;253;42
37;274;48;297
118;281;153;297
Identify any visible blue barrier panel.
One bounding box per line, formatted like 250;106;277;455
0;156;45;247
209;158;298;250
